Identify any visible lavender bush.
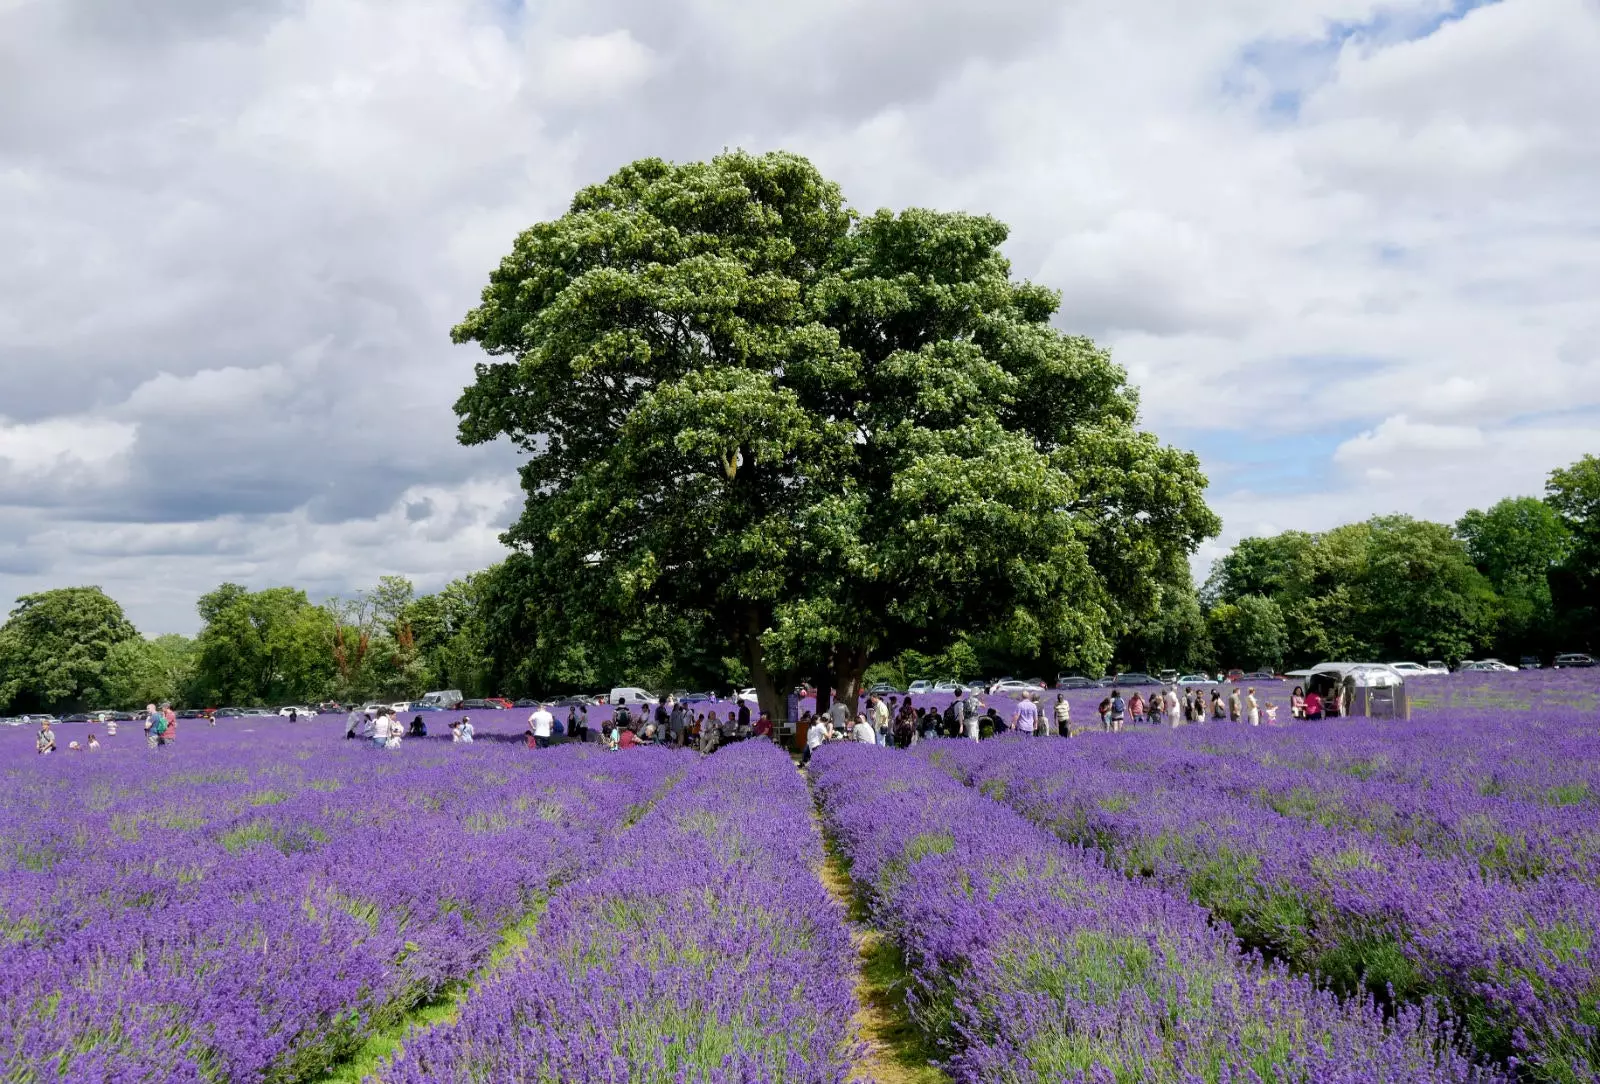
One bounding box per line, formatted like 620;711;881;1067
931;725;1600;1083
810;742;1491;1083
376;740;860;1083
0;725;688;1082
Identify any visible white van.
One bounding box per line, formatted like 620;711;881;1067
420;690;464;709
609;687;657;707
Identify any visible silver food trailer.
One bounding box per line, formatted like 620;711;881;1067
1305;662;1409;721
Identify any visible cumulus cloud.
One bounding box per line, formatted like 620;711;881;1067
0;0;1597;631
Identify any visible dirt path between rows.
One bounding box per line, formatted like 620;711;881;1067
806;775;951;1084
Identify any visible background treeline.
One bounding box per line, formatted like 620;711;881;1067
4;454;1599;713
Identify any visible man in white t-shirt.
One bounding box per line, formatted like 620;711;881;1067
530;704;554;749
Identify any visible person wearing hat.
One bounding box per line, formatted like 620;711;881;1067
36;721;56;755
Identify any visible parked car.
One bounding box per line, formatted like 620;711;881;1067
1460;659;1518;672
1519;656;1543;670
676;691;716;704
866;682;903;697
1224;669;1245;683
1426;661;1448;673
409;702;445;712
419;690;464;710
276;706;315;717
1106;672;1159;687
1054;674;1098;689
214;707;245;718
458;699;498;710
931;680;963;693
1177;674;1216;685
906;680;934;695
1158;669;1179;684
988;679;1042;695
552;695;596;708
1553;652;1598;668
1389;661;1448;677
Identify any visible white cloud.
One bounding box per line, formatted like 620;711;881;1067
0;416;137;480
1;0;1598;631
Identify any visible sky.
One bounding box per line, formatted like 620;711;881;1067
1;0;1597;634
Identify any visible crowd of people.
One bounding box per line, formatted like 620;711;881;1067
30;682;1336;760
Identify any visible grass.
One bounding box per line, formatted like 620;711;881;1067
317;901;547;1084
814;811;950;1084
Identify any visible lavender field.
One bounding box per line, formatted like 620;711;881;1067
3;670;1597;1082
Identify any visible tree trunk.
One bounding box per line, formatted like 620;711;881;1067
832;645;869;721
743;607;788;729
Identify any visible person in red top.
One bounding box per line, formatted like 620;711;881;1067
754;712;773;738
617;727;638;749
1303;690;1324;720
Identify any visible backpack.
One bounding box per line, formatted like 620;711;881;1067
942;702;960;735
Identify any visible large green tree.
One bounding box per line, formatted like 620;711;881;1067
190;584;335;706
0;587;139;713
1206;516;1497;666
1456;496;1569;658
452;151;1218;721
101;634;197;709
1546;455;1600;649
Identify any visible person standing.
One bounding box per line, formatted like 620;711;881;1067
829;695;852;736
87;733;101;751
737;698;751;732
872;694;890;743
1013;694;1038;738
529;703;554;748
698;711;718;755
373;710;391;749
1228;687;1242;723
287;707;299;725
1246;688;1260;726
1053;694;1071;737
1128;691;1146;726
345;708;363;740
1109;691;1127;732
963;692;981;742
35;720;56;755
1165;687;1181;728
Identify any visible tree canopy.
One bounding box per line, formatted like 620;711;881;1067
452;150;1219;719
0;587;138;713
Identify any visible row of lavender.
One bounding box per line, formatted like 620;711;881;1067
0;733;690;1082
809;742;1491;1083
1081;713;1600;883
929;728;1600;1083
376;741;860;1082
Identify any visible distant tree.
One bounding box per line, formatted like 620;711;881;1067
191;586;334;706
102;634;196;708
1118;583;1213;674
1456;496;1569;658
0;587;139;713
1545;455;1600;649
452;150;1218;722
1206;516;1496;667
1208;594;1287;672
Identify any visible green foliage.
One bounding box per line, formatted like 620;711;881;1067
190;585;335;707
0;587;139;713
1205;516;1496;666
1456;496;1569;658
1208;594;1287;671
452;150;1218;718
101;634;196;709
1546;455;1600;651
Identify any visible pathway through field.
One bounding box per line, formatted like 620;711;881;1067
807;772;950;1084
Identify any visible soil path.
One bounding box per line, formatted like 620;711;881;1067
806;773;951;1084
